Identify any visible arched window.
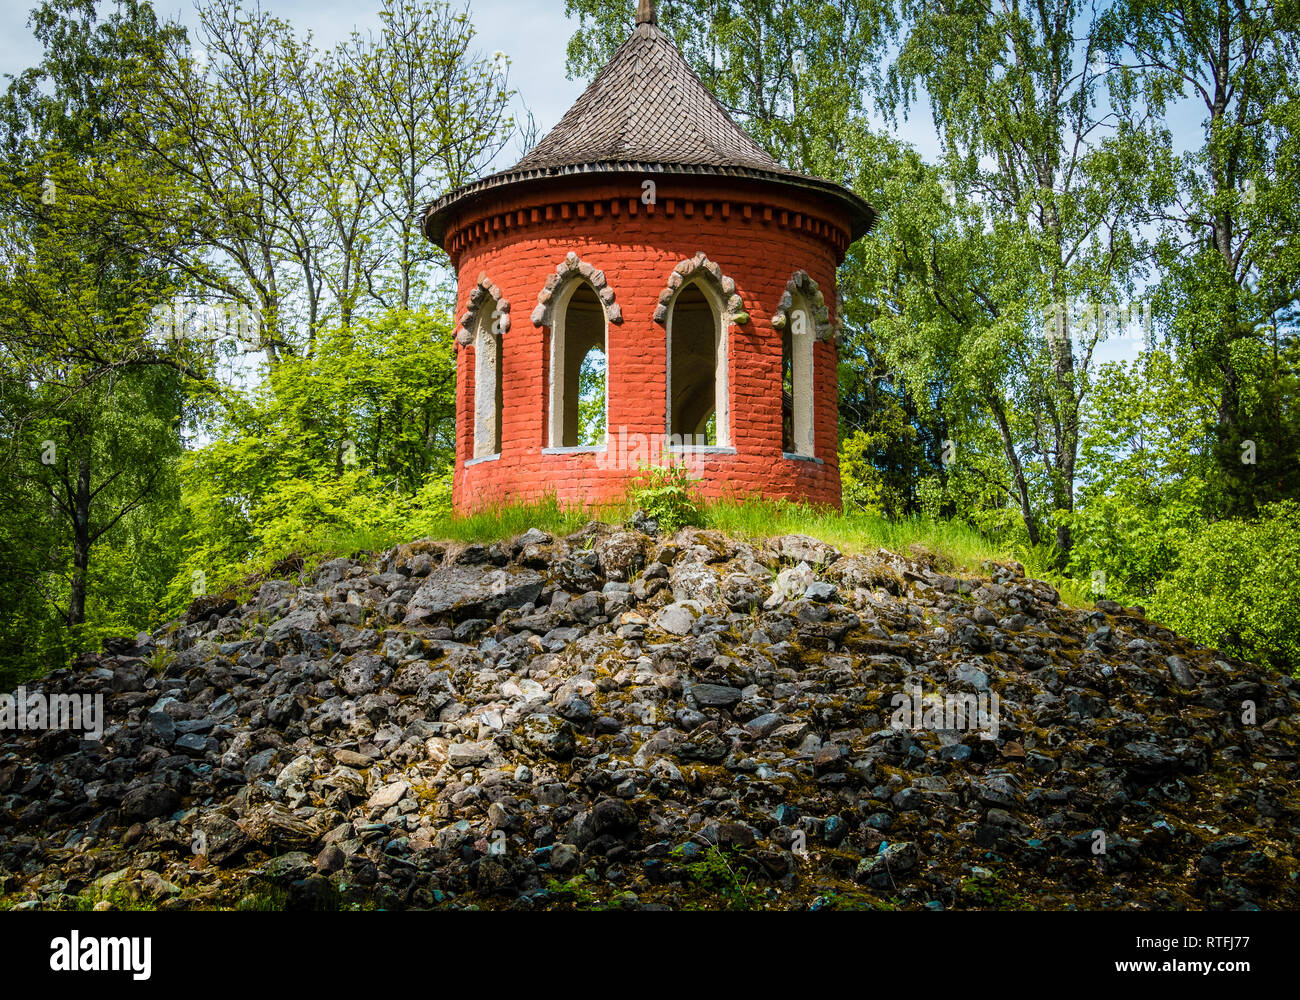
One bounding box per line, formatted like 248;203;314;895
783;294;815;457
549;282;607;449
472;300;504;459
668;281;727;447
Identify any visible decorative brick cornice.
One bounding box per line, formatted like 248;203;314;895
458;273;510;346
771;270;834;342
441;191;852;265
531;251;623;327
653;252;747;325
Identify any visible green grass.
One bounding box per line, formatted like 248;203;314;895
415;495;621;545
235;887;290;911
542;874;604;909
179;493;1094;612
701;499;1090;606
703;500;999;563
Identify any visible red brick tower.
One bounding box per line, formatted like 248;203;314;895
423;0;874;512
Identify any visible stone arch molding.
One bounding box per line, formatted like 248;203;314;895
532;252;623;327
653;252;746;325
771;270;834;342
458;273;510;346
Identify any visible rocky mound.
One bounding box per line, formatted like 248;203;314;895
2;522;1299;911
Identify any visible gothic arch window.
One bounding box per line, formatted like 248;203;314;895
772;271;832;458
472;297;504;460
781;292;815;457
667;280;725;447
459;275;510;462
656;254;743;450
535;254;620;451
548;280;609;449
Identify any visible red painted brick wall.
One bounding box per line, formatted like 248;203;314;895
445;176;848;512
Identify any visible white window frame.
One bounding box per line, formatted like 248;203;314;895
472;303;503;461
665;277;730;450
785;293;816;459
547;279;609;452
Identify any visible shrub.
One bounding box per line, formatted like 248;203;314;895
1058;491;1206;603
627;462;704;533
1147;501;1300;674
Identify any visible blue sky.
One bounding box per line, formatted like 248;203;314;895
0;0;590;151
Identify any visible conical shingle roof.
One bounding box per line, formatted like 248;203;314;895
512;22;788;175
422;8;874;244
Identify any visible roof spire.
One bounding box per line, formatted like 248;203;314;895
636;0;657;26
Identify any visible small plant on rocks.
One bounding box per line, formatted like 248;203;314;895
675;845;765;911
628;462;703;534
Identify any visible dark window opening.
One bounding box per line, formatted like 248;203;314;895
669;283;720;446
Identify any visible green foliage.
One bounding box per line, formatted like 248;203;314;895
674;845;766;911
1055;346;1217;601
0;0;520;681
543;874;602;909
1148;502;1300;674
839;430;886;516
168;309;456;612
577;350;607;447
627;463;704;534
866;0;1158;555
235;887;290;911
0;0;196;679
1100;0;1300;517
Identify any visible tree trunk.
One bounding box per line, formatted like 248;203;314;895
68;456;91;628
989;395;1040;547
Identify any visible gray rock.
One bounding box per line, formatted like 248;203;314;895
670;563;721;605
243;748;279;781
953;662;991;691
549;843;580;873
266;607;324;643
804;581;839;603
516;714;576;760
323;766;366;797
194;813;249;865
743;713;785;738
1167;656;1197;688
366;781;410;811
557;697;593;723
119;782;180;823
770;534;842;566
447;742;490;768
855;841;918;888
275;754;316;790
654;603;698;636
405;565;544;624
721;573;765;611
175;733;209;756
145;711;176;746
690;683;743;710
339;654;390;697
